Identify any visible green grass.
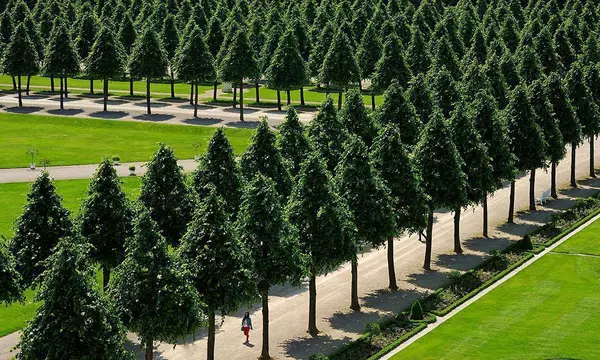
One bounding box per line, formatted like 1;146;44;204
0;113;253;169
552;218;600;256
0;177;141;337
392;221;600;360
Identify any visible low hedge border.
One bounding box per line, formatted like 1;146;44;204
366;323;428;360
543;207;600;247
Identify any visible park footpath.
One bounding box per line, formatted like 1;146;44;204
0;110;600;359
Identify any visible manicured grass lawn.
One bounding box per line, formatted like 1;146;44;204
0;113;253;169
392;223;600;360
0;177;141;337
552;218;600;256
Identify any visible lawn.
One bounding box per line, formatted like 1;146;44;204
0;113;253;169
391;221;600;360
0;177;141;337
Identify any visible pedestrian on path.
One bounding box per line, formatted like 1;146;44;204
241;312;253;344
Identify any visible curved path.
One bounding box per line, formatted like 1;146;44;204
0;105;599;359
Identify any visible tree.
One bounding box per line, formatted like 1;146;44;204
373;79;423;147
544;73;582;188
79;159;133;291
109;208;205;360
173;26;216;117
371;34;411;98
320;29;360;109
264;28;306;110
287;152;356;335
334;136;395;310
129;26;168;115
85;25;125;111
237;174;305;359
240;119;293;199
413;111;467;270
16;238;134;360
517;45;543;83
338;89;378;147
9;172;72;287
530;80;565;199
431;37;462;81
308;97;347;173
406;74;436;125
500;51;520;90
554;27;576;71
139;144;194;247
566;62;599;180
219;27;258;121
205;14;224;101
119;13;137;96
0;242;23;304
178;189;256;360
406;26;430;75
75;12;99;94
42;19;80;110
357;21;382;107
500;14;520;53
277;106;311;176
430;66;460;119
449;101;494;253
2;23;38;107
506;86;548;216
161;14;179;99
371;125;428;288
308;22;334;84
192;128;242;217
535;26;563;75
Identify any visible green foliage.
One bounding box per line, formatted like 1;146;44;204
554;27;575;70
339;90;379;147
517;45;543;83
430;66;460;119
109;208;205;349
75;12;99;61
407;25;430;75
371;34;411;91
277;107;310;176
521;234;534;250
129;26;168;80
79;159;133;272
308;22;334;79
530;80;565;164
85;25;125;80
161;14;179;62
119;14;137;55
357;21;382;80
432;37;462;81
265;28;306;91
219;27;257;82
2;23;38;76
205;14;224;58
500;14;520;53
410;301;424;320
42;19;79;77
173;25;216;83
544;73;581;146
0;242;23;304
139;144;193;247
320;28;360;88
309;354;329;360
10;172;72;287
374;79;422;147
16;238;133;360
566;61;600;137
308;97;346;173
407;73;436;125
534;27;562;75
365;322;381;336
241;119;293;198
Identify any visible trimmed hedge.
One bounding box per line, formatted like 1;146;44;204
366;323;428;360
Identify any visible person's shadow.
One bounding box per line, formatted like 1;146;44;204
243;342;255;348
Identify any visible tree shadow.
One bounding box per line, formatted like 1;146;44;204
405;269;451;292
435;253;486;272
182;117;223;126
281;334;354;360
5;106;43;114
89;111;129;119
224;120;261;129
47;96;80;103
92;98;129;106
463;235;514;254
158;97;190;103
178;103;217;110
132;101;170;108
132;113;175;122
361;287;424;314
115;95;146;101
24;93;53;99
78;93;105;99
47;108;84;116
221;107;259;114
497;220;539;238
125;340;167;360
328;309;388;334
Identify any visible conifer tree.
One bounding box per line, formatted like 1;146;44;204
85;25;125;111
413;111;467;270
432;37;462;81
109;209;205;360
500;14;520;53
161;14;179;99
205;14;224;101
139;144;194;247
431;66;460;119
500;51;520;90
277;107;311;177
119;13;137;96
320;29;360;109
287;152;356;334
0;242;23;304
75;12;99;94
406;26;430;76
308;97;347;173
9;172;72;287
79;159;133;291
237;174;305;359
466;27;487;65
16;238;134;360
554;26;575;70
2;23;38;107
178;189;256;360
240;119;293;199
371;125;428;288
339;89;379;147
356;21;382;108
535;26;563;75
517;45;543;83
506;86;548;216
335;136;395;310
308;22;334;85
129;26;168;115
406;73;436;125
371;34;411;104
485;53;509;109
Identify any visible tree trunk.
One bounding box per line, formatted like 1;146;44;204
508;180;515;223
50;74;55;92
90;78;94;94
424;209;434;270
102;266;110;292
350;257;360;311
170;70;175;98
26;75;30;95
59;77;64;110
233;84;237;108
17;75;22;107
286;89;291;105
207;311;216;360
326;82;329;96
483;196;488;238
145;339;153;360
300;86;305;105
371;93;375;111
213;81;217;101
454;208;462;253
308;265;318;336
130;76;134;96
103;77;108;112
551;162;558;198
571;144;577;187
338;89;343;110
255;80;260;103
194;81;199;118
146;78;151;115
277;90;281;111
261;288;270;360
11;76;16;90
239;78;244;121
190;83;194;105
64;77;68;98
387;236;397;290
529;168;536;211
590;135;596;178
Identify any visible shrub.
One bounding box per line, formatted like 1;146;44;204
487;249;509;271
521;234;534;250
409;301;424;320
365;322;381;336
112;155;120;161
129;165;136;171
309;354;329;360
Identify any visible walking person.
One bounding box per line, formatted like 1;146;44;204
241;312;253;344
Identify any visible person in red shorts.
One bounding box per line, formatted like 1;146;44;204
241;312;253;344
